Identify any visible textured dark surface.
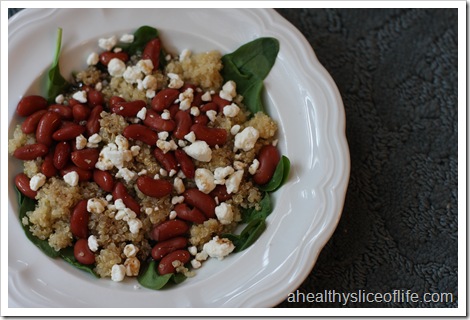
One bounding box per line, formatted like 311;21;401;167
8;8;458;308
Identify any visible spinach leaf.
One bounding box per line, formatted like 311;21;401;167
259;155;291;192
137;260;186;290
59;246;99;278
241;192;273;223
46;28;69;103
16;187;60;258
120;26;159;56
221;37;279;114
223;218;267;253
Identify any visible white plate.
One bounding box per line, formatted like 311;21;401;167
8;8;349;308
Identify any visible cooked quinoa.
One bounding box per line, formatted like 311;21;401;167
10;29;279;283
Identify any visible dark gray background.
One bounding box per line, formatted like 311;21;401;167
8;8;458;308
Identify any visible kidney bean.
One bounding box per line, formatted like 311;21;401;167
180;83;197;92
192;91;203;107
111;100;146;117
70;199;89;239
48;104;73;120
136;176;173;198
174;149;195;179
183;189;216;219
74;238;95;265
52;123;86;141
41;153;58;178
168;104;180;119
60;165;92;181
72;104;91;122
200;102;218;113
212;94;231;112
36;111;62;146
68;98;80;107
99;51;129;66
85;105;103;136
70;148;99;170
151;88;179;112
87;89;105;108
142;38;161;71
153;148;178;173
21;110;48;134
173;110;192;140
123;124;158;146
151;220;189;242
190;123;227;147
193;114;209;125
158;250;190;275
109;96;126;108
53;141;71;170
210;185;232;202
15;173;38;199
143;109;176;132
112;182;141;215
93;169;114;192
174;203;206;224
151;237;188;261
253;145;281;185
13;143;49;160
16;95;48;117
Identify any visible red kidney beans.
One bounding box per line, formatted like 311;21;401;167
36;111;62;146
70;199;89;239
211;94;231;112
183;189;216;219
109;96;126;108
200;102;218;113
87;90;105;108
112;182;141;215
253;145;280;185
174;203;206;224
70;148;99;170
209;185;232;202
99;51;129;66
74;238;95;265
158;250;190;275
151;220;189;242
151;236;188;261
151;88;179;112
60;165;92;181
53;141;71;170
122;124;158;146
13;143;49;160
190;123;227;147
143;109;176;132
52;124;86;141
15;173;38;199
153;148;178;173
174;149;195;179
93;169;114;192
192;114;209;125
16;95;48;117
48;104;73;120
72;104;91;122
21;110;48;134
85;105;103;136
173;110;192;140
111;100;146;117
136;176;173;198
41;153;58;178
142;38;161;71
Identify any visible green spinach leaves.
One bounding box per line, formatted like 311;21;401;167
137;260;186;290
46;28;69;103
221;37;279;114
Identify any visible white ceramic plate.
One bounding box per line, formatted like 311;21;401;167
8;8;349;308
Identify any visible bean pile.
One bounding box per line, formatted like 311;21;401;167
10;31;281;283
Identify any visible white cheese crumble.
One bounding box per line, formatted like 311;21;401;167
173;177;185;194
111;264;126;282
88;235;99;252
215;202;234;225
63;171;79;187
249;159;260;175
136;107;147;120
230;124;241;135
184;131;196;143
120;33;134;43
29;173;46;191
179;88;194;111
226;170;244;194
168;73;184;89
108;58;126;77
87;52;99;66
206;110;217;122
195;168;216;194
136;59;154;75
98;35;117;51
183;141;212;162
223;103;240;118
203;236;235;260
179;48;191;61
234;126;259;151
123;244;139;258
72;90;87;103
55;94;65;104
142;75;157;90
115;167;136;183
123;66;143;84
214;166;235;185
128;218;143;234
87;198;107;214
201;91;212;102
